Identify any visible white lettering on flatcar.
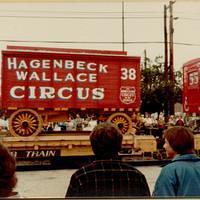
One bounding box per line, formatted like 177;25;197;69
9;86;104;100
15;71;98;83
7;57;108;73
10;150;58;158
6;56;137;103
26;150;56;158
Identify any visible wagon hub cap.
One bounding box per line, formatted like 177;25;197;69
117;123;124;130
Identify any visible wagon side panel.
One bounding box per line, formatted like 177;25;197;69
2;51;140;110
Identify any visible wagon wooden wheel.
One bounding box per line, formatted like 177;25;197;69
107;112;132;134
9;109;43;137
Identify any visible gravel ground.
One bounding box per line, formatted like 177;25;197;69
15;166;161;198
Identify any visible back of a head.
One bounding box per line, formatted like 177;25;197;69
67;123;151;197
90;122;123;159
163;126;194;154
0;143;17;197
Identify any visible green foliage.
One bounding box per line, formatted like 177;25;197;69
140;55;182;114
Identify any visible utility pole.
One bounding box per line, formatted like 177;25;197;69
164;4;168;81
144;49;147;69
122;1;125;51
169;0;175;115
164;4;169;117
163;1;176;117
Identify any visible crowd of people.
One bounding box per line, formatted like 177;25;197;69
131;111;200;137
132;112;197;130
44;114;98;132
42;111;200;137
0;111;199;137
0;122;200;198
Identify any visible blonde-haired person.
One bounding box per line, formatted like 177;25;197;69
0;143;19;198
153;126;200;197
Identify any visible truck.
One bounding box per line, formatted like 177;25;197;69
0;46;159;162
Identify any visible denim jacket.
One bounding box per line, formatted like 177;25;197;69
153;154;200;197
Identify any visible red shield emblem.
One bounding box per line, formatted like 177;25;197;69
120;86;136;104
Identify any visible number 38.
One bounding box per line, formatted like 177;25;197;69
121;68;136;80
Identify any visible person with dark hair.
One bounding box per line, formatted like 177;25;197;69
66;122;150;198
153;126;200;197
0;143;19;198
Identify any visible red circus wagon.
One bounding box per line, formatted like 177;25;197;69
183;58;200;114
1;45;141;137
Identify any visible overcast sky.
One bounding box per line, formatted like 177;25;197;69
0;0;199;71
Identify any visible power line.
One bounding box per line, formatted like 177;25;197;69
0;9;199;15
174;42;200;46
0;10;163;14
0;15;199;21
0;15;163;19
178;17;200;20
0;39;200;46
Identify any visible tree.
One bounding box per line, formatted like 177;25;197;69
140;55;182;115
